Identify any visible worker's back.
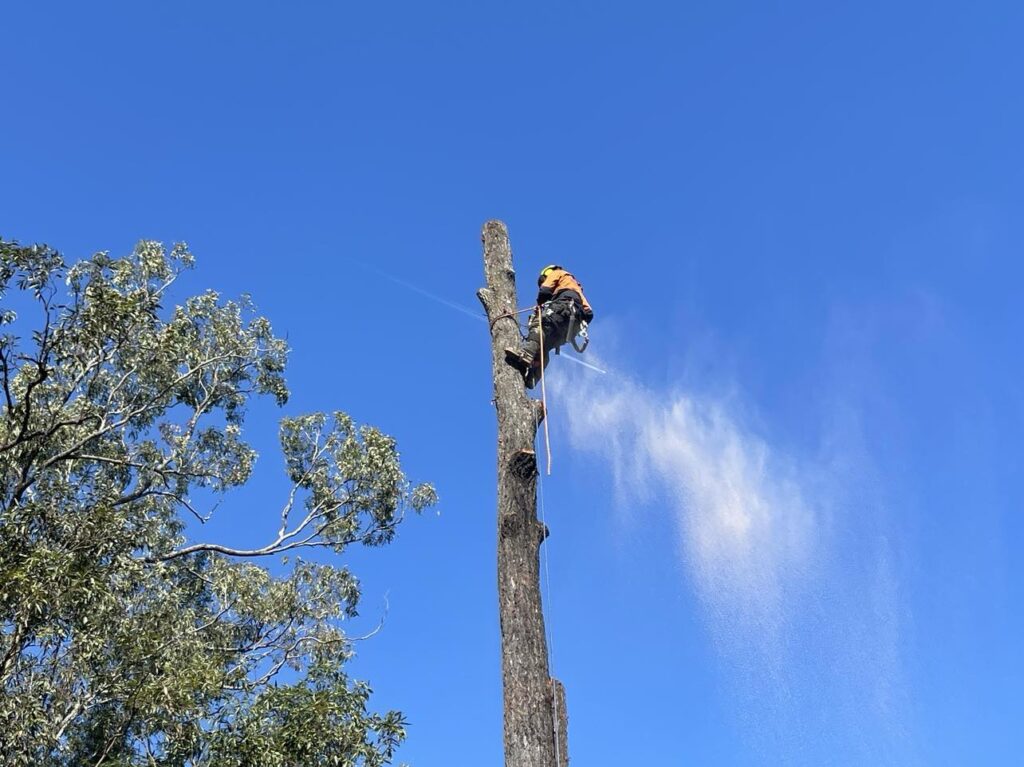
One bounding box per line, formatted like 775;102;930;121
539;267;593;316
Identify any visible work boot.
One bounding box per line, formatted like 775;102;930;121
504;346;535;375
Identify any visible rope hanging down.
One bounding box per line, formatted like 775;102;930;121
538;311;552;477
526;305;564;761
496;300;589;477
536;463;562;766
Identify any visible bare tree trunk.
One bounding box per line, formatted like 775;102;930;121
477;220;568;767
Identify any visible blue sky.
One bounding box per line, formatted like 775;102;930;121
3;2;1022;764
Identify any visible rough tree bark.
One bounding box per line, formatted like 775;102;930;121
477;220;568;767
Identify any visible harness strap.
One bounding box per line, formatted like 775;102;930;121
572;321;590;353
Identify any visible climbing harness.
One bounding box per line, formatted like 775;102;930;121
571;320;589;352
565;300;589;352
550;300;590;355
498;299;591;360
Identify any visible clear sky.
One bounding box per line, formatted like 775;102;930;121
4;2;1022;764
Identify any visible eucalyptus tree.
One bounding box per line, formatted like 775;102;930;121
0;238;435;766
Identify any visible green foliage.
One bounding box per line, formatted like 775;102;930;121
0;239;436;766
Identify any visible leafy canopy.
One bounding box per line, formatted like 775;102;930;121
0;239;436;766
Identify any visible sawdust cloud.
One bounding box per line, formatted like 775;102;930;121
549;353;913;764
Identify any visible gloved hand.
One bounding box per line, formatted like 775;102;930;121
582;307;594;323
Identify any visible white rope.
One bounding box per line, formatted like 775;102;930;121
538;309;552;476
526;305;563;764
536;424;562;767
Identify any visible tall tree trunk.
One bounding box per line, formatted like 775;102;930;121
477;220;568;767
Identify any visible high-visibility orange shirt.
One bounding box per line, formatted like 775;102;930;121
538;268;593;316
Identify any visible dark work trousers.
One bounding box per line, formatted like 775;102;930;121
522;296;579;371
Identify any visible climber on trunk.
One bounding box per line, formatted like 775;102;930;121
505;265;594;389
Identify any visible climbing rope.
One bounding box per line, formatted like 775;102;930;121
534;312;559;764
520;307;561;761
492;294;591;764
538;314;552;477
494;302;553;475
535;424;562;767
489;304;536;332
